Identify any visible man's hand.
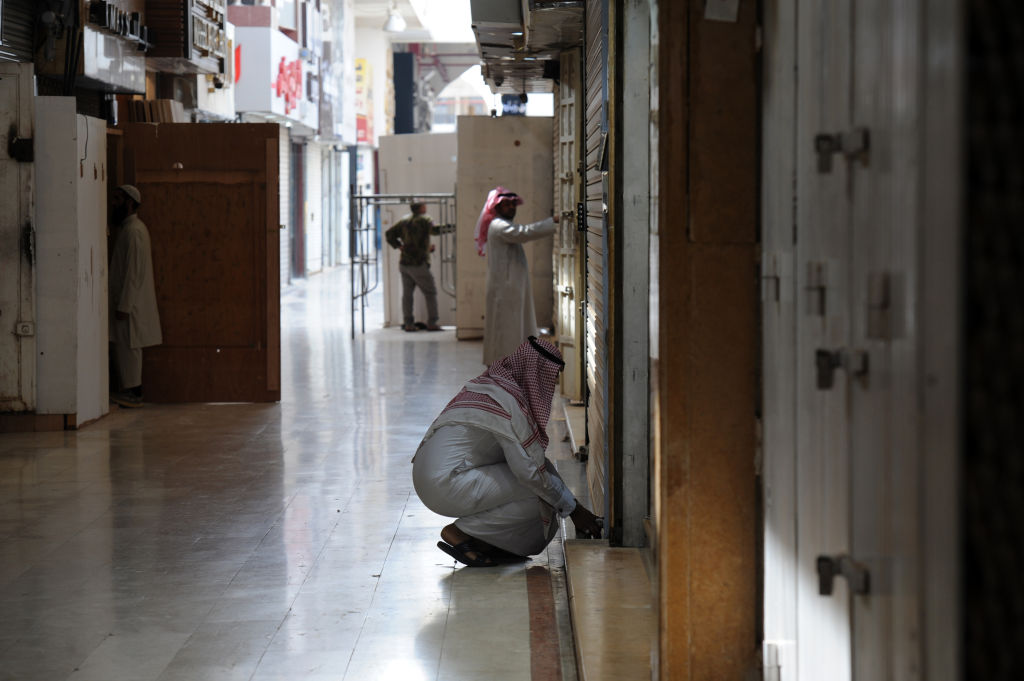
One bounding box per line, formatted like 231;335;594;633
553;213;560;224
429;244;436;252
570;503;602;539
116;311;129;321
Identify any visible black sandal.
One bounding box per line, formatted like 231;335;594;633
436;540;497;567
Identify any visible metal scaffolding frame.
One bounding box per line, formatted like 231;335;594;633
349;191;457;337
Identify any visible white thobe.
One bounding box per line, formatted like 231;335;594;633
483;216;556;365
109;214;162;349
412;381;576;557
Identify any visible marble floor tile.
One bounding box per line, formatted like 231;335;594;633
0;267;585;681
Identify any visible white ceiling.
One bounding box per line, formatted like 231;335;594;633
352;0;475;43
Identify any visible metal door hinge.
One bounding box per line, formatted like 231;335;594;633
816;554;871;595
7;125;33;163
576;202;586;232
815;348;868;389
814;127;870;173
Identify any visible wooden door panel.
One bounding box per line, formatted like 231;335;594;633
123;123;280;403
0;64;35;410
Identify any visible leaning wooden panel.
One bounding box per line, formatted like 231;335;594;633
656;2;759;680
123;122;281;403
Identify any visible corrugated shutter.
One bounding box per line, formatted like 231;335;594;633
0;0;35;63
555;48;584;402
279;126;291;287
584;0;608;516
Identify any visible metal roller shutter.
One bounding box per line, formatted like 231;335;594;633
0;0;35;63
584;0;608;516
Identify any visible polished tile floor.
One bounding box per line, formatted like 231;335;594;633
0;267;583;681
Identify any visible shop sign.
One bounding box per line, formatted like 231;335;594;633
274;57;303;114
355;58;373;144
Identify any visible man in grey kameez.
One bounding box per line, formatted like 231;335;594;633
108;185;162;408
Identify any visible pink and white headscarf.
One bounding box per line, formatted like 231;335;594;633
474;186;524;256
442;336;563;450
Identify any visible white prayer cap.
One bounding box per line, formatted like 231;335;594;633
119;184;142;205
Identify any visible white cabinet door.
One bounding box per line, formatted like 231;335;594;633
765;1;956;679
848;2;924;679
794;2;855;679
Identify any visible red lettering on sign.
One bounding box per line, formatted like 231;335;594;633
273;58;302;114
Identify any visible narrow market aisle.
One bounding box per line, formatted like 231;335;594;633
0;266;581;681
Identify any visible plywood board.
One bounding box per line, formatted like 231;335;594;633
378;132;457;327
122;123;281;403
455;116;554;340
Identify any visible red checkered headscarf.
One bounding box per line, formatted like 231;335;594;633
442;336;564;450
474;186;524;256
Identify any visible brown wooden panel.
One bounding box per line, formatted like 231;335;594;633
144;347;279;403
123;122;281;403
265;139;281;392
139;180;262;345
656;2;758;679
688;10;758;244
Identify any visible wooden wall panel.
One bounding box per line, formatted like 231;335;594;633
656;2;759;679
123;123;280;403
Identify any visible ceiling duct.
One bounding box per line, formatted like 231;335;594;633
471;0;582;94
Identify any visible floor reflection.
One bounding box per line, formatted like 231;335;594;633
0;266;583;681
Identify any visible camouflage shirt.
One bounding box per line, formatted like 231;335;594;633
385;214;440;266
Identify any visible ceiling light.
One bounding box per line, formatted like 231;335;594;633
383;3;406;32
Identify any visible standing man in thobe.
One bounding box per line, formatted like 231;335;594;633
475;187;558;365
385;202;444;332
109;184;162;408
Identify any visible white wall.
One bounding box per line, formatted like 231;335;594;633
305;142;324;274
354;23;393;147
340;0;358;144
34;98;108;424
280;125;292;287
378;132;457;327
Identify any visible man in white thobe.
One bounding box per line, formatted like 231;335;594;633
109;184;162;408
475;188;558;366
413;336;602;567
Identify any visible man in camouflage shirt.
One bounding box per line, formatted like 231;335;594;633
385;202;443;331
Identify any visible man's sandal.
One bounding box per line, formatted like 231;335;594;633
436;540;497;568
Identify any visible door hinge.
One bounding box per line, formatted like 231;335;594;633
816;554;871;595
814;127;870;173
815;348;869;390
7;125;33;163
